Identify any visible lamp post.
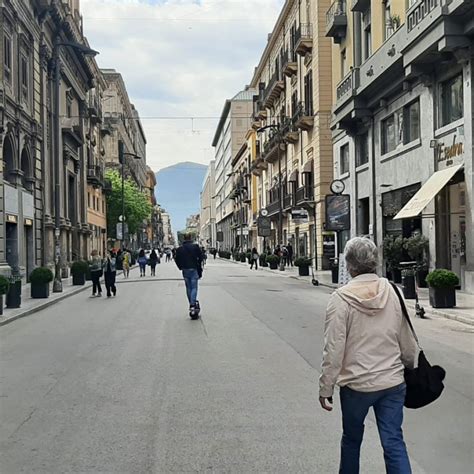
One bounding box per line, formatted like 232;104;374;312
257;124;285;268
118;140;142;250
52;38;98;293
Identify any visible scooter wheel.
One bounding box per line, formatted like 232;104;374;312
312;279;319;286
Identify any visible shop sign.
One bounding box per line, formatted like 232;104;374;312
24;218;33;226
325;195;351;231
257;217;271;237
6;214;17;224
291;209;309;224
437;135;463;166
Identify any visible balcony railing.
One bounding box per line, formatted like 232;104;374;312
87;165;104;187
326;1;347;43
296;186;314;204
282;48;298;77
283;193;293;210
295;23;313;56
351;0;370;12
281;117;299;144
262;132;282;164
266;199;280;217
263;69;285;108
406;0;438;32
335;67;360;109
292;101;314;131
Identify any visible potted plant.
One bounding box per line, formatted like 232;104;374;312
401;268;417;299
6;272;22;309
426;269;459;308
30;267;54;299
295;256;312;277
0;275;10;316
389;14;401;30
246;251;252;264
71;260;88;286
266;254;280;270
383;235;404;283
259;254;268;267
240;252;247;263
404;234;429;287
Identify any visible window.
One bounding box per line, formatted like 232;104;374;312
304;70;313;115
3;34;12;83
384;0;392;40
20;55;28;101
440;74;463;127
362;10;371;61
356;133;369;167
340;49;347;78
382;100;420;154
340;144;349;174
66;97;72;118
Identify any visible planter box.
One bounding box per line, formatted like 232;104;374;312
269;262;278;270
6;280;22;308
331;265;339;284
402;275;417;299
31;282;50;299
72;273;86;286
240;256;246;263
429;287;456;308
298;266;310;277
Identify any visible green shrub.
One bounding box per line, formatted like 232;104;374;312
426;269;459;288
404;234;429;267
0;275;10;295
266;254;280;264
30;267;54;284
70;260;89;276
294;257;312;267
383;235;404;271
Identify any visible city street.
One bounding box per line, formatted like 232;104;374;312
1;259;473;473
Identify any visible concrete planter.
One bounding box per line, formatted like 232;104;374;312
6;280;22;308
298;266;310;277
429;287;456;308
31;283;50;299
72;273;86;286
269;262;278;270
402;275;417;299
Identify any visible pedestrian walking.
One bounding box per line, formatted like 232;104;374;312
175;233;203;319
103;250;117;298
250;247;259;270
201;247;208;267
211;248;217;259
319;237;417;474
122;249;131;278
89;249;103;297
287;242;294;267
149;249;159;276
138;249;147;277
282;246;289;266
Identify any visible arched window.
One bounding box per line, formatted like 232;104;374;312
20;148;32;190
2;135;15;184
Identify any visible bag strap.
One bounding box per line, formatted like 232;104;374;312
390;282;422;349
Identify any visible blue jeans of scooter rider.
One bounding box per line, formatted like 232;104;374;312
182;268;199;306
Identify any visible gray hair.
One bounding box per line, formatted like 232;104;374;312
344;237;378;276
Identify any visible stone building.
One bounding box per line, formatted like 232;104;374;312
199;160;216;248
327;0;474;292
248;0;334;269
144;166;157;248
212;89;255;252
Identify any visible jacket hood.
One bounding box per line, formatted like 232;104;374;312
337;274;391;316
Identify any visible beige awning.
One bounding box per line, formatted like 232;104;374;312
394;164;463;220
303;159;313;173
288;169;298;182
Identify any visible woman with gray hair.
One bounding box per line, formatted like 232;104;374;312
319;237;417;474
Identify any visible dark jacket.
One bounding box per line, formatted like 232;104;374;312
175;241;203;271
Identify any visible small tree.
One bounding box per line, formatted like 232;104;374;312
383;235;404;271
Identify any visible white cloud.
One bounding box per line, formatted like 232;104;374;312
81;0;285;172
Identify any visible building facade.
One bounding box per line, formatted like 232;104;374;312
199;160;216;248
327;0;474;292
144;165;157;248
249;0;334;269
212;89;254;252
161;211;174;247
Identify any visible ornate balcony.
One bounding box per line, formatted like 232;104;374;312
87;165;104;188
262;133;283;164
335;67;360;111
250;157;268;176
283;193;293;211
296;186;314;204
255;100;267;120
326;1;347;44
263;70;285;108
266;199;281;217
281;117;299;144
292;102;314;131
295;23;313;56
282;49;298;77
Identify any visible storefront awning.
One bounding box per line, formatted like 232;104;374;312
394;164;463;220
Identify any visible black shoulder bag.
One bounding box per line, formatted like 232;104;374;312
390;283;446;409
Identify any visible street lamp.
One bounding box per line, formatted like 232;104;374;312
118;140;142;250
52;38;98;293
257;124;285;268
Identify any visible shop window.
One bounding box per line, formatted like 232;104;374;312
356;133;369;167
3;34;12;83
440;74;463;127
340;144;349;175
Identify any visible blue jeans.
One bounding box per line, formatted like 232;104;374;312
182;268;199;306
339;383;411;474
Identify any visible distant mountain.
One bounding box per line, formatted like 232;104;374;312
155;162;207;235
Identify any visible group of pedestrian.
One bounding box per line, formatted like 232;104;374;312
273;243;294;266
89;249;117;298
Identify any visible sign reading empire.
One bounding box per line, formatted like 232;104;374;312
437;134;463;163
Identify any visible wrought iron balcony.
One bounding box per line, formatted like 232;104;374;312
262;132;283;164
281;117;299;144
351;0;370;12
326;0;347;44
250;157;268;176
255;100;267;120
283;193;293;211
292;102;314;131
295;23;313;56
263;69;285;108
335;67;360;111
266;199;281;217
296;186;314;204
87;165;104;188
88;94;102;124
282;49;298;77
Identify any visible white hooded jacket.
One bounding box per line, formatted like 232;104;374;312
319;274;418;398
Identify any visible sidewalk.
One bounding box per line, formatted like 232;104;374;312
221;257;474;326
0;267;137;327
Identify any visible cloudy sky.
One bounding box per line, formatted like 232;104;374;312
82;0;285;172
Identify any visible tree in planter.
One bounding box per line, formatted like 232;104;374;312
295;257;312;276
426;269;459;308
71;261;89;286
30;267;54;299
404;234;429;287
105;170;152;240
266;254;280;270
0;275;10;316
383;235;404;282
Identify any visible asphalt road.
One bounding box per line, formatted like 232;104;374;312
0;259;472;473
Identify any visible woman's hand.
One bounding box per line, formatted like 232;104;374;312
319;396;333;411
